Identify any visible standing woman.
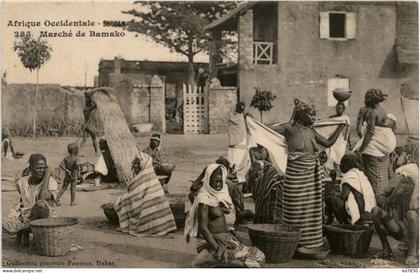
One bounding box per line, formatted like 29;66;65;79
274;101;345;249
354;89;397;207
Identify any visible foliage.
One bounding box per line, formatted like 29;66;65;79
250;88;277;112
123;2;237;81
9;119;82;137
13;36;52;72
13;36;52;138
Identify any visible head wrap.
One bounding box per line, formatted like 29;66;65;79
365;88;387;106
291;99;315;126
150;133;161;142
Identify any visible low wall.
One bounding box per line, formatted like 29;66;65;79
2;84;84;136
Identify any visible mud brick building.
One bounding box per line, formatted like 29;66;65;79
206;1;418;133
97;57;208;133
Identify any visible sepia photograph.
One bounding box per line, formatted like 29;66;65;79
1;0;419;270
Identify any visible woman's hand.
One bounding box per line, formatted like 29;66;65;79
219;203;230;214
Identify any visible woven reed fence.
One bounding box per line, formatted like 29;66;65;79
90;87;140;184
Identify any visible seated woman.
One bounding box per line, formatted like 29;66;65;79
246;144;273;192
2;127;16;160
245;143;283;224
188;157;243;227
325;153;376;225
3;154;58;247
185;163;265;268
371;163;418;265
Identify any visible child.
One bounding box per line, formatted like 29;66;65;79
56;143;79;206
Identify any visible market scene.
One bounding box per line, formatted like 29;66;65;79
1;1;419;269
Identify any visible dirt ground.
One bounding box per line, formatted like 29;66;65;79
1;135;416;268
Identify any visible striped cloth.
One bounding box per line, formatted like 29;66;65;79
252;166;283;224
361;154;389;208
282;154;324;248
114;153;176;236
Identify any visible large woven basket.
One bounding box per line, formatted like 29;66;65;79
248;224;301;263
325;224;374;257
30;217;78;257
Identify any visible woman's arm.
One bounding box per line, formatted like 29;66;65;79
356;108;366;138
271;123;288;136
314;124;345;147
358;111;376;153
198;203;219;251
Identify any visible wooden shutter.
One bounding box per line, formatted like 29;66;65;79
320;12;330;39
345;12;356;39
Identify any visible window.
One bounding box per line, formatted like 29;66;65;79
329;13;346;38
327;77;349;107
320;12;356;40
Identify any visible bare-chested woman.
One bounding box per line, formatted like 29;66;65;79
273;101;345;249
354;89;397;207
184;163;265;267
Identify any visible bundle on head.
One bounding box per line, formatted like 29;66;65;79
90;87;140;184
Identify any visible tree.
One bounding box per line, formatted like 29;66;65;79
250;88;277;123
14;36;52;138
123;1;236;84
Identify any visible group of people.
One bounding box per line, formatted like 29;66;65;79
2;86;418;267
184;87;418;267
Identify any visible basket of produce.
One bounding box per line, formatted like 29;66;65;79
248;224;301;263
167;194;186;229
324;224;374;257
30;217;78;257
101;203;119;225
332;88;352;102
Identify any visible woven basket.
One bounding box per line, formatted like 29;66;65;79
101;203;119;225
325;224;374;257
248;224;301;263
30;217;78;257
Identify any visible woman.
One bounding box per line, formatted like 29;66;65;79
2;127;16;160
275;101;345;249
325;153;376;225
3;154;58;247
114;151;177;237
185;163;265;268
248;145;283;224
354;89;397;207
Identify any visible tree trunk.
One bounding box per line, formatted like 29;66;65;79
33;69;39;138
188;55;195;85
260;111;263;123
187;34;195;85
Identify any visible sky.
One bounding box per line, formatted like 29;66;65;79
1;1;209;86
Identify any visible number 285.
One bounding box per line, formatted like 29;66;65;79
14;31;32;38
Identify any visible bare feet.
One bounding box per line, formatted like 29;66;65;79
70;203;77;206
373;250;393;260
405;255;418;265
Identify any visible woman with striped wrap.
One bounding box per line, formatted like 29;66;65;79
274;100;345;249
